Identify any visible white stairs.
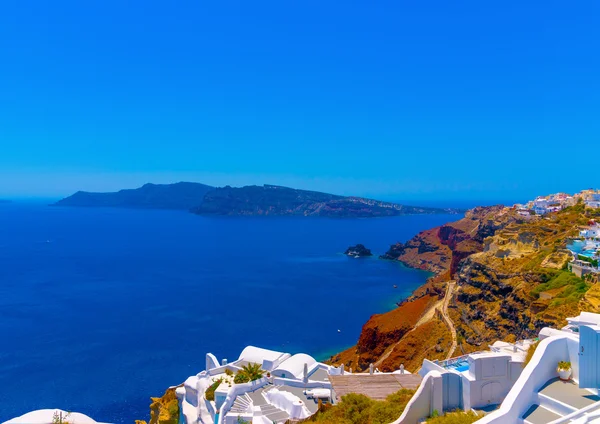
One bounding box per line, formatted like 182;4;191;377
522;379;600;424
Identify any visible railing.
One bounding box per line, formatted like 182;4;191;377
272;377;332;389
435;353;473;368
547;400;600;424
216;377;269;424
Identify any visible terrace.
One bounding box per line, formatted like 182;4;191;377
177;346;341;424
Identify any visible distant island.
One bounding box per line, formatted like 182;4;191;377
53;182;214;210
54;182;464;218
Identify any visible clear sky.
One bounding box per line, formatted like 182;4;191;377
0;0;598;202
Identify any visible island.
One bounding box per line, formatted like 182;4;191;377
344;244;373;257
54;182;464;218
53;182;214;210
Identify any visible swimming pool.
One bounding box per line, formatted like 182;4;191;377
568;240;599;258
445;359;469;372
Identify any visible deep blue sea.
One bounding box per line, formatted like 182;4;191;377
0;203;460;423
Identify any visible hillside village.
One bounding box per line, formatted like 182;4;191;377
514;189;600;280
516;189;600;216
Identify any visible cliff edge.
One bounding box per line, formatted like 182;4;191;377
331;203;600;372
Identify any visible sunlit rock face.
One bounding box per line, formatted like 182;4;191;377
4;409;102;424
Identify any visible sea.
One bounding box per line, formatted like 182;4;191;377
0;202;462;422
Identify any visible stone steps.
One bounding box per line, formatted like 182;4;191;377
522;404;562;424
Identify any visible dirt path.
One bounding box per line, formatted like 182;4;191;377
441;281;458;360
373;281;457;368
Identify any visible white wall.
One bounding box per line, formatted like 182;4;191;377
466;355;521;409
272;377;332;389
264;388;311;419
476;334;579;424
206;353;220;371
217;377;269;424
419;360;445;377
223;412;252;424
392;371;443;424
176;376;200;424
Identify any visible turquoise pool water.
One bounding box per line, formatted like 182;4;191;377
568;240;598;258
445;359;469;372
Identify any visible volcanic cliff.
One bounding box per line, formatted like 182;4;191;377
331;202;600;372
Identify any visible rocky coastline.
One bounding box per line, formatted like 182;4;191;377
330;202;600;373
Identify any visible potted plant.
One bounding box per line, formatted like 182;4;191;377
558;361;572;381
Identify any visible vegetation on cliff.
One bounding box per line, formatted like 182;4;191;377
136;386;180;424
332;202;600;372
426;410;484;424
299;389;415;424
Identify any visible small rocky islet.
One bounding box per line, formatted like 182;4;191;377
344;244;373;257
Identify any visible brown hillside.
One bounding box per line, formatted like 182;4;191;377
330;203;600;373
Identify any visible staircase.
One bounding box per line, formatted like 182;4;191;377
227;385;289;423
522;378;600;424
230;393;253;414
259;404;290;422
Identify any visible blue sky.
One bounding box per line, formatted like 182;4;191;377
0;0;598;202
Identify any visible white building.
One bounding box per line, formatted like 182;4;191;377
3;409;107;424
390;339;532;423
476;312;600;424
580;225;600;239
177;346;341;424
587;201;600;209
533;198;551;215
394;312;600;423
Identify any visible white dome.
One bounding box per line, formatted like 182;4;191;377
273;353;318;379
4;409;102;424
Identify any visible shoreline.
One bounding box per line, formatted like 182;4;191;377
320;246;440;365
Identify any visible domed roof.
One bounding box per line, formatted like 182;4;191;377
5;409;102;424
274;353;318;379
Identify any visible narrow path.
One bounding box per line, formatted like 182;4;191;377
442;281;458;360
373;281;456;368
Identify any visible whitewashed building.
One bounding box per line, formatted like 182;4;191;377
476;312;600;424
581;225;600;239
3;410;107;424
177;346;340;424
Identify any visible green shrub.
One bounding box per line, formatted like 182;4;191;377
52;412;72;424
426;409;484;424
300;389;415;423
234;363;264;384
558;361;571;371
234;372;250;384
578;255;599;267
523;340;539;368
205;378;223;401
530;271;590;304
